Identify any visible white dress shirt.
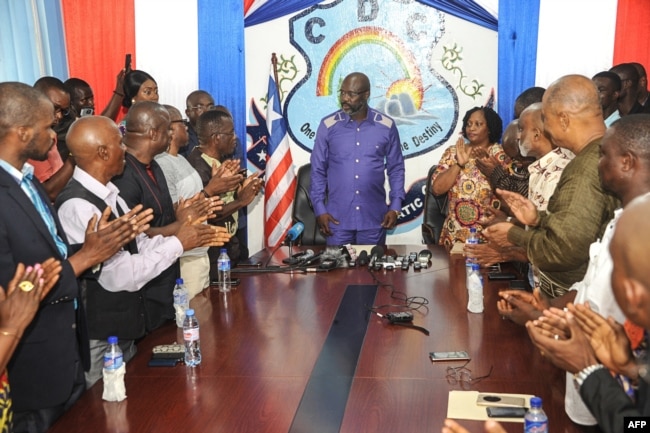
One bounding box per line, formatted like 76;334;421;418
57;167;183;293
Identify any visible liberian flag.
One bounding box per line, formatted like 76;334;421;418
264;63;296;248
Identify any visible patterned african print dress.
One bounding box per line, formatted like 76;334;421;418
432;143;508;249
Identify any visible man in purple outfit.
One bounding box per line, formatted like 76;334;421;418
310;72;405;245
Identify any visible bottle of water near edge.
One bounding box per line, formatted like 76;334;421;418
524;396;548;433
465;227;479;268
173;278;189;327
466;263;484;313
103;336;124;375
183;309;202;367
217;248;231;293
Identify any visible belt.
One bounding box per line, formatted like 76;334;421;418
538;271;570;298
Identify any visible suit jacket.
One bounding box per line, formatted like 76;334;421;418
580;366;650;433
0;168;88;412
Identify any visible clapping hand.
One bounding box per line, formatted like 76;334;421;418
570;302;637;379
526;308;599;374
497;288;545;325
495;189;539;226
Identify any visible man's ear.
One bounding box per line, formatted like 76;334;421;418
15;126;31;143
559;112;569;131
97;145;109;160
623;277;648;319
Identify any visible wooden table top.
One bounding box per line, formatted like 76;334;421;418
49;246;585;433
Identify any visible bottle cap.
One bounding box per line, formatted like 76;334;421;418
530;396;542;408
108;336;118;344
176;278;184;285
470;264;480;271
469;227;477;233
186;308;194;316
220;248;227;253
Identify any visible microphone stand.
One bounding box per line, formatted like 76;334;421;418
282;239;301;265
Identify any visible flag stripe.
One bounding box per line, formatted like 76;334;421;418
264;70;297;248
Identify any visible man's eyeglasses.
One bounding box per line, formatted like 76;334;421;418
171;119;190;127
54;106;71;117
211;131;236;138
445;361;493;387
338;89;367;98
188;104;214;112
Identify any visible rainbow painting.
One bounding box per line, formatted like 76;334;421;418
316;26;422;97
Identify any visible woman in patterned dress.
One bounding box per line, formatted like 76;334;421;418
431;106;508;249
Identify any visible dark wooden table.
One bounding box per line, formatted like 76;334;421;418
49;246;584;433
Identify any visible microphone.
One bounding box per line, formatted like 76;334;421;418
369;246;385;267
357;250;369;266
297;249;315;262
284;222;304;243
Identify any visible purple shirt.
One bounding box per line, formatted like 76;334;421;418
310;107;405;230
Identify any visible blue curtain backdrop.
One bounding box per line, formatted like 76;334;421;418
0;0;68;83
497;0;540;123
198;0;246;146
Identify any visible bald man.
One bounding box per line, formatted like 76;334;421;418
311;72;405;245
485;75;619;300
112;101;223;331
56;116;227;387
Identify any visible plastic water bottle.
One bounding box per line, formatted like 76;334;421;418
217;248;231;293
524;396;548;433
183;308;201;367
465;227;479;268
173;278;189;327
466;264;484;313
103;336;123;376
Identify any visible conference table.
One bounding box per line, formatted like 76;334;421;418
49;245;585;433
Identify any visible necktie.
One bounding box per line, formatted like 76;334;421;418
21;170;68;258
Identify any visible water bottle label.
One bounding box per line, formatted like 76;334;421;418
184;327;200;342
104;354;123;370
218;260;230;271
524;420;548;433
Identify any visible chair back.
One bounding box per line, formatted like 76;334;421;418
292;163;327;245
422;164;448;244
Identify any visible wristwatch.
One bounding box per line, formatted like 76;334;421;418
574;364;606;387
456;161;465;169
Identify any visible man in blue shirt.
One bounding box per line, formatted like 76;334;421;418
310;72;405;245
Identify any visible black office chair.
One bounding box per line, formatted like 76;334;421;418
422;164;448;245
292;163;327;245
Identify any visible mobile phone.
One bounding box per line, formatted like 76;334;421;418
477;394;526;408
486;407;527;418
124;53;132;72
429;351;470;362
509;280;527;290
210;278;241;287
148;357;179;367
487;272;517;281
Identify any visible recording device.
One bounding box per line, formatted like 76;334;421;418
124;53;132;72
413;262;422;271
385;311;413;322
210;278;241;287
401;261;409;270
418;249;432;268
382;256;396;270
79;108;94;116
408;252;418;263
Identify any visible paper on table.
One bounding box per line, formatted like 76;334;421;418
447;391;533;423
